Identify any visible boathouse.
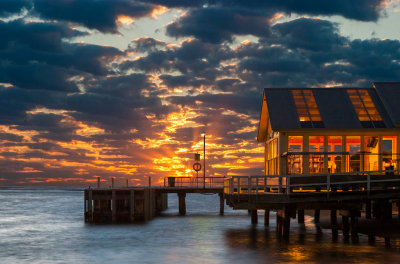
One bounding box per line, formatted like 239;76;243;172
258;82;400;177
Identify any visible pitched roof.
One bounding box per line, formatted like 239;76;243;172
257;82;400;142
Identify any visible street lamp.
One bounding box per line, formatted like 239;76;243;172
200;132;206;188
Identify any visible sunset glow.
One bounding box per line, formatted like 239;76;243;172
1;0;400;186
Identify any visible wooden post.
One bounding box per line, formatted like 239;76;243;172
130;190;135;222
178;192;186;215
126;179;129;187
84;190;87;221
112;177;115;188
331;210;338;238
314;209;320;224
298;209;304;224
282;207;291;238
88;189;93;222
366;200;372;219
112;190;116;222
368;235;376;245
149;176;151;187
385;237;391;248
342;216;349;237
276;214;282;233
251;210;258;224
397;202;400;220
219;193;224;215
97;177;100;188
314;188;321;224
264;210;269;226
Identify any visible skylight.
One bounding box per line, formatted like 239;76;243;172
291;90;324;128
347;89;384;128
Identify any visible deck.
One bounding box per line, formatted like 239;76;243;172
223;169;400;244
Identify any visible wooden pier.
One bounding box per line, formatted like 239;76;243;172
224;170;400;245
84;172;400;245
84;177;225;223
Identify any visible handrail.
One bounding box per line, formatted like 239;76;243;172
223;169;400;197
163;176;226;188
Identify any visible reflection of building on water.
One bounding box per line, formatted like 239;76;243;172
258;82;400;177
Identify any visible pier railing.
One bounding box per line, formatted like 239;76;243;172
163;176;226;188
223;169;400;196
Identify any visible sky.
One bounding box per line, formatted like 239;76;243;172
1;0;400;186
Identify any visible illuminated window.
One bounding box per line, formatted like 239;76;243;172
309;136;324;173
328;136;342;173
347;89;384;128
364;136;379;171
266;138;279;175
383;136;397;170
347;136;361;172
291;90;324;128
288;136;303;174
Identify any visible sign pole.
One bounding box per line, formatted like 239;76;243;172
202;133;206;189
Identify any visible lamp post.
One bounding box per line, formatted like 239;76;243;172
201;132;206;188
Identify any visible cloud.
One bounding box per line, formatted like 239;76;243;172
0;19;122;91
213;0;385;21
166;7;272;43
129;37;166;53
32;0;157;33
0;0;31;17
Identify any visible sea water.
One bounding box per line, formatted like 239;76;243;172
1;187;400;264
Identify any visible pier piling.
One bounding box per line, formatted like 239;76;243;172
178;192;186;216
250;210;258;224
314;209;320;224
331;209;338;238
264;210;269;226
219;193;224;215
298;209;304;224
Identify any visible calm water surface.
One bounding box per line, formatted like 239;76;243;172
1;188;400;263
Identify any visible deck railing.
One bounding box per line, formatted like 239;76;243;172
163;176;226;188
223;169;400;196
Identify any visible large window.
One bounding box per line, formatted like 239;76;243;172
309;136;324;173
347;136;361;172
266;138;278;175
291;90;324;128
328;136;342;173
364;136;379;171
382;136;397;170
288;136;303;174
347;89;385;128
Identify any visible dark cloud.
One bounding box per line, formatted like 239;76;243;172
129;37;166;53
214;0;385;22
32;0;156;33
270;18;347;51
0;19;122;91
165;0;384;43
0;19;87;52
166;7;272;43
0;132;24;142
0;0;32;17
168;92;261;115
121;38;233;81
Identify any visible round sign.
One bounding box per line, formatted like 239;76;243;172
193;162;202;172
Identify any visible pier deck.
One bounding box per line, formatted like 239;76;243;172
223;170;400;245
84;177;225;223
